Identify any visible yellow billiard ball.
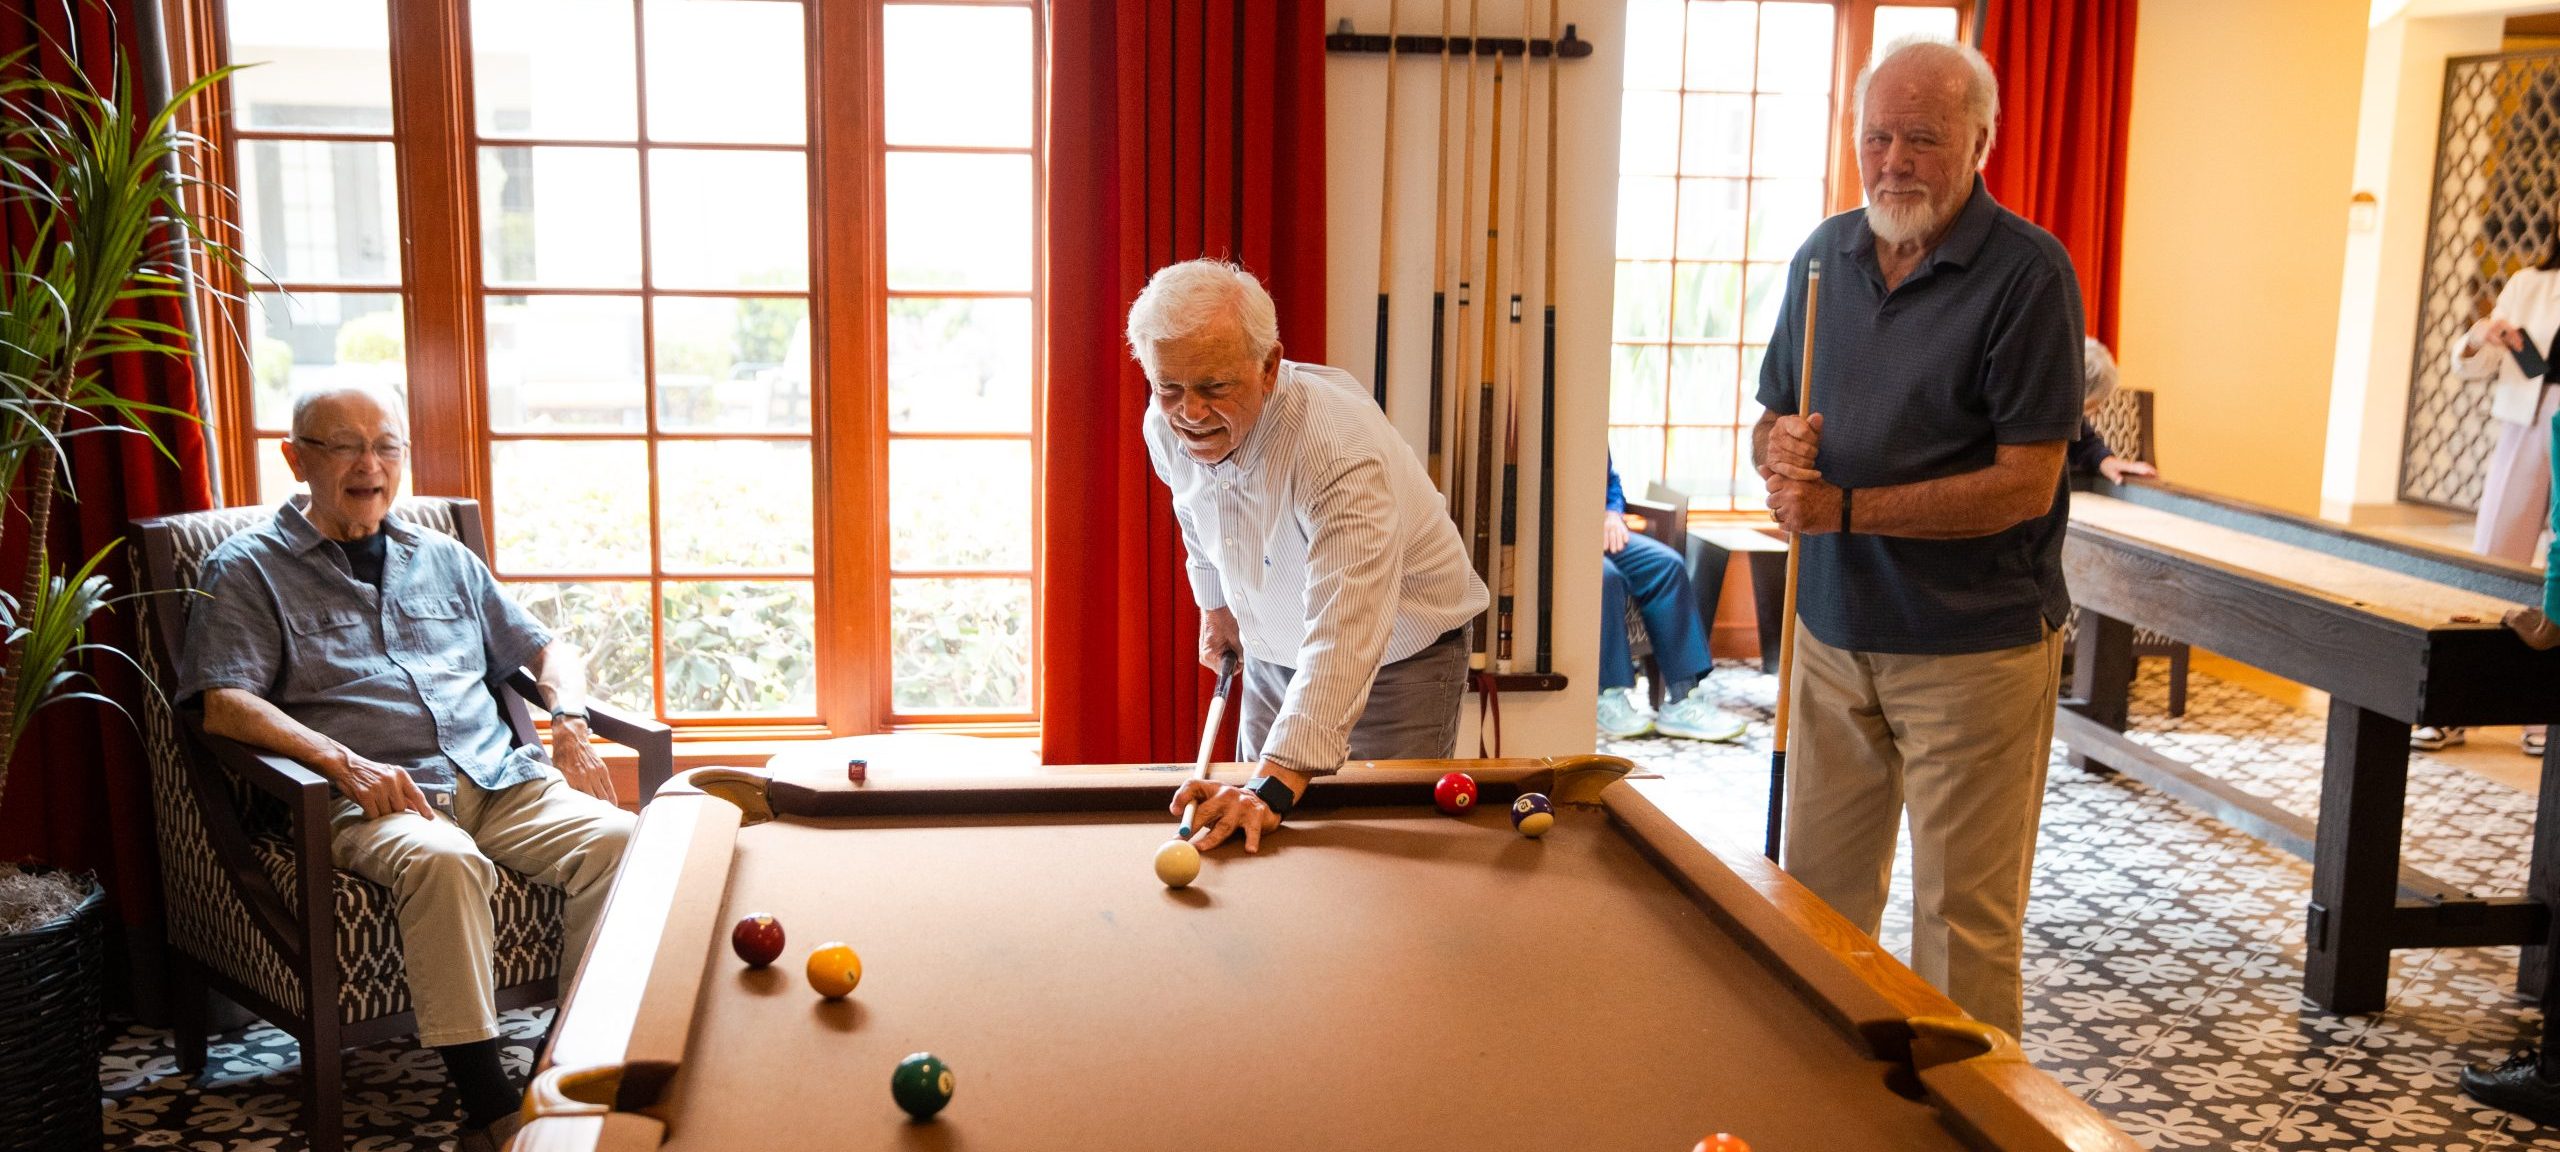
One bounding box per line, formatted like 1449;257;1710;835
806;941;862;999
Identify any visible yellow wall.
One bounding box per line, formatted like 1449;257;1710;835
2117;0;2367;515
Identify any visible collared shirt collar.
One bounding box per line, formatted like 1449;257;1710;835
1206;361;1295;482
1834;174;2002;272
276;496;418;556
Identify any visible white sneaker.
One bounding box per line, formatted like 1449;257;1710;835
1655;683;1748;743
2412;726;2467;752
1597;687;1654;739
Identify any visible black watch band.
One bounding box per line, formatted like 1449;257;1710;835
1839;486;1854;536
550;705;588;724
1245;774;1297;819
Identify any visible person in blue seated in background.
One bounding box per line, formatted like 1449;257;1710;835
1598;456;1747;742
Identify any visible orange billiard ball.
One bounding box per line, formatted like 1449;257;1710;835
806;941;862;999
1693;1135;1751;1152
731;914;785;968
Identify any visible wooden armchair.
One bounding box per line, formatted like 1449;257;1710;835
1621;488;1695;711
126;497;673;1152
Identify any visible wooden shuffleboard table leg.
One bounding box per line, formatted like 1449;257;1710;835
2063;611;2136;763
2521;730;2560;1009
2304;704;2413;1014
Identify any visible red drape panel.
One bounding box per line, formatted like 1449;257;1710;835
1979;0;2137;346
1043;0;1326;765
0;0;219;1005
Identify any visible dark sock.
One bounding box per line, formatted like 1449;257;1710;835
1665;676;1700;702
434;1039;519;1128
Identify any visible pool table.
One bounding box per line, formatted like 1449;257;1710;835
511;757;2134;1152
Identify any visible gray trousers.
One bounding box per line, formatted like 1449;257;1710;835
1237;627;1469;764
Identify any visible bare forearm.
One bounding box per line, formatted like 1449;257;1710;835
533;641;588;714
201;688;349;780
1850;444;2065;540
1751;410;1776;469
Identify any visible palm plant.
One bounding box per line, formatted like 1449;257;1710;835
0;48;235;813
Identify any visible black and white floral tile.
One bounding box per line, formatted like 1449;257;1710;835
1617;659;2559;1150
87;659;2560;1150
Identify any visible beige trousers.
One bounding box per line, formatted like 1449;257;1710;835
1780;621;2064;1038
329;770;632;1046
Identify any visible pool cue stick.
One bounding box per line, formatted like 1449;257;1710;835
1426;0;1455;496
1451;0;1484;525
1496;1;1532;673
1469;39;1508;671
1533;0;1560;675
1371;0;1403;409
1766;258;1822;862
1175;650;1244;839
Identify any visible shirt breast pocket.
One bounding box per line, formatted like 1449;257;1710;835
397;594;485;676
283;608;382;692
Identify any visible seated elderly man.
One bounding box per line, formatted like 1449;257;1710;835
177;384;631;1152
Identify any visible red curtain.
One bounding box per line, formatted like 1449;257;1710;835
0;0;219;1009
1042;0;1327;765
1979;0;2138;346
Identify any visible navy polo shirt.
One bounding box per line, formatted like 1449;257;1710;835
1755;177;2085;655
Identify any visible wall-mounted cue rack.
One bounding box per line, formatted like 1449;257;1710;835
1331;11;1589;702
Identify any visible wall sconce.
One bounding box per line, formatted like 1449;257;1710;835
2349;190;2379;233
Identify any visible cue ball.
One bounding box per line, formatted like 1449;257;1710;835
730;913;785;967
1154;839;1202;888
1693;1137;1751;1152
1433;771;1479;814
1510;793;1555;838
805;941;862;999
892;1052;955;1119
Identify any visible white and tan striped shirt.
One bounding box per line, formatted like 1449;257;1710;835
1143;360;1487;775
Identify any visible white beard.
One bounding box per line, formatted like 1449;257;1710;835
1866;194;1945;246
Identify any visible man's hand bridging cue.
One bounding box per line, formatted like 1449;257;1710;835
1168;777;1282;852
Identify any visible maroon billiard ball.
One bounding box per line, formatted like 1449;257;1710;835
846;758;868;785
1433;771;1479;815
731;913;786;968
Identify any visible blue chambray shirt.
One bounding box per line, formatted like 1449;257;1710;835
177;500;556;795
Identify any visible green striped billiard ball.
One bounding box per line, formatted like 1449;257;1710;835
892;1052;954;1119
1510;793;1555;837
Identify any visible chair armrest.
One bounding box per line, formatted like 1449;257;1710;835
505;669;677;803
176;712;334;961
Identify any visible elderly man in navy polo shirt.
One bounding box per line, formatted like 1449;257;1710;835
1752;37;2083;1039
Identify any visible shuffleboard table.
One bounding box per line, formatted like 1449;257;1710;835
509;757;2134;1151
2063;480;2560;1013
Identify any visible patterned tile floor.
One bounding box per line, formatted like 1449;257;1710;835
88;659;2560;1150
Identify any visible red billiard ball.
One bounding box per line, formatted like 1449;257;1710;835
731;913;785;968
1693;1135;1751;1152
1432;771;1478;815
846;758;868;785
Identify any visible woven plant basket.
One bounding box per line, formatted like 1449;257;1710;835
0;870;105;1152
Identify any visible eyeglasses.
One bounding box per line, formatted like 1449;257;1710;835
294;436;408;464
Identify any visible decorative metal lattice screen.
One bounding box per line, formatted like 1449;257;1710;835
2403;51;2560;509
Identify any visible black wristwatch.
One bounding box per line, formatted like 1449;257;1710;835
1244;774;1298;819
550;705;588;725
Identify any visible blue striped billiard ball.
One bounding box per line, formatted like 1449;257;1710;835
1510;793;1555;838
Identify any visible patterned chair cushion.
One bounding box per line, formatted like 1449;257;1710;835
245;837;564;1022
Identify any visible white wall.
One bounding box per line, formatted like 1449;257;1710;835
1326;0;1622;757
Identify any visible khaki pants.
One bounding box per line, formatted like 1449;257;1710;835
329;770;632;1046
1780;621;2064;1038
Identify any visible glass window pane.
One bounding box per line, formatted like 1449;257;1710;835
1758;3;1837;94
643;0;807;145
886;153;1033;291
507;580;654;710
891;578;1031;712
480;146;642;288
254;437;299;507
648;150;809;290
1610;344;1666;424
885;6;1033;147
1619;92;1680;177
249;292;405;431
1873;7;1962;63
654;296;812;431
1748;177;1825;258
664;580;816;714
1676;178;1746;261
1671;262;1740;342
472;0;638;141
1616;175;1676;259
1741;345;1769;424
238;140;401;283
658;440;813;571
1679;94;1751;178
486;296;644;431
1667;344;1740;424
1683;1;1758;92
1606;426;1665;489
1752;94;1831;178
1622;0;1685;91
1666;427;1739;506
1743;263;1789;344
492;440;652;572
888;298;1033;433
226;0;392;132
1613;261;1671;341
890;441;1032;570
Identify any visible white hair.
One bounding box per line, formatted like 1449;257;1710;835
1855;36;2000;161
2083;336;2119;407
289;383;406;439
1125;259;1280;377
